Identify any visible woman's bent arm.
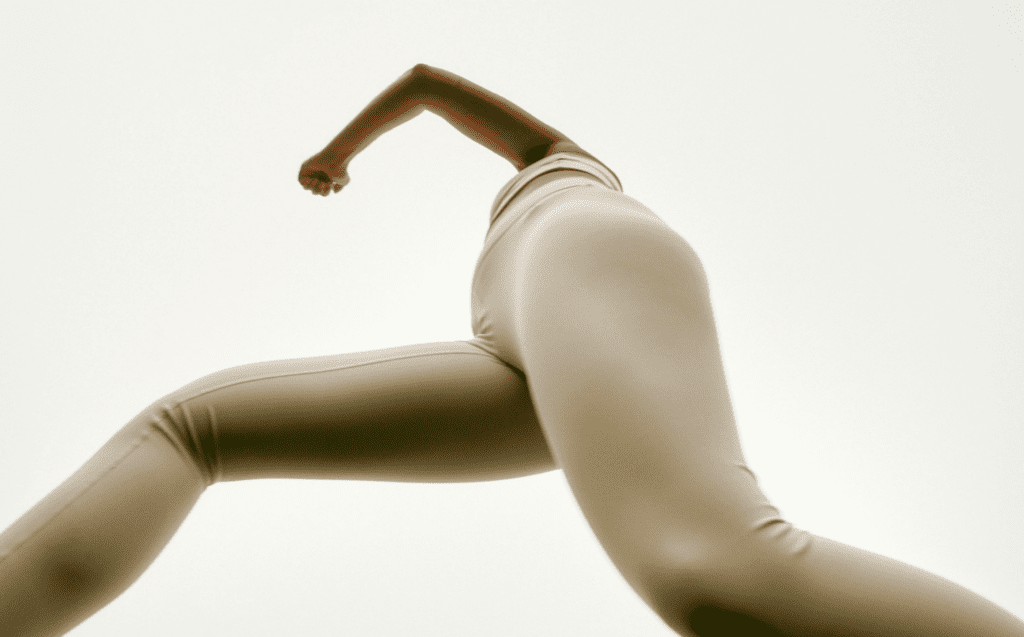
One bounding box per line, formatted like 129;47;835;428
300;64;599;194
407;64;595;170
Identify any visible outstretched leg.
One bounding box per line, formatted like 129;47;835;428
0;341;550;636
503;189;1024;636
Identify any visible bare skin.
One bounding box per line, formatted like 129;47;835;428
296;63;600;197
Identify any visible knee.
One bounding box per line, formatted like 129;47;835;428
626;521;813;633
128;395;221;486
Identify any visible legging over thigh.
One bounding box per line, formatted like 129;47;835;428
0;341;553;636
471;178;1024;636
3;163;1023;636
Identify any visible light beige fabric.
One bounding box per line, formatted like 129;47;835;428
3;155;1023;636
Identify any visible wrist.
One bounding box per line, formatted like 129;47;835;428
318;147;350;171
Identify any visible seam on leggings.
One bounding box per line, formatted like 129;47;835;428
490;152;623;222
489;178;602;237
162;402;219;486
149;416;212;486
156;349;499;485
465;339;524;377
170;349;500;405
209;405;222;483
476;182;602;267
147;404;222;486
180;402;206;483
0;429;154;564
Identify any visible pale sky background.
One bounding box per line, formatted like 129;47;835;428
1;2;1022;635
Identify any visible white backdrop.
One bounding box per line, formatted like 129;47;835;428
1;2;1022;635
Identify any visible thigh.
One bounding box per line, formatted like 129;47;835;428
511;193;784;579
152;341;553;483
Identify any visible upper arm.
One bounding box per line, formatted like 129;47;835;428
409;64;596;169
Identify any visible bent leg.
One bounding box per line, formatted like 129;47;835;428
169;341;551;484
0;341;549;637
510;195;1024;636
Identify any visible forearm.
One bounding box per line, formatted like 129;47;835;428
318;64;592;171
316;66;425;169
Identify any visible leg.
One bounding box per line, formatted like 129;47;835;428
507;191;1024;636
0;341;550;637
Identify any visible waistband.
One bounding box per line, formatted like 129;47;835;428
489;152;623;224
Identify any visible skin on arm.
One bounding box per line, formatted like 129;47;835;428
298;64;600;196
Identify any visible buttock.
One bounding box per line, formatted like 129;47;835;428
469;184;676;373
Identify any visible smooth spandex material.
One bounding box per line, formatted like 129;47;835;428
2;154;1022;636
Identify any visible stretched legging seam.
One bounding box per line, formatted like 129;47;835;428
149;413;213;486
0;349;496;565
170;349;499;405
151;349;501;486
477;181;602;268
0;430;155;564
148;402;221;487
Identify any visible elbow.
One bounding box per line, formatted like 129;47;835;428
411;63;434;76
405;64;435;108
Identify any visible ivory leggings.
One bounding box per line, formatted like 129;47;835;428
2;184;1022;637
